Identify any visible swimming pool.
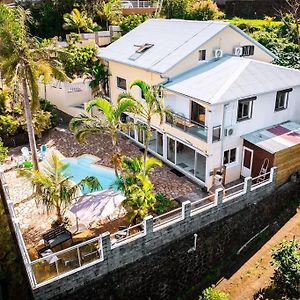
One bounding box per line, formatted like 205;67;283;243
62;155;116;193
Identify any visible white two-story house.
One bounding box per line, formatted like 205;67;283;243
99;19;300;190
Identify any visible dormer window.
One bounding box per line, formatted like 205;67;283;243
198;49;206;61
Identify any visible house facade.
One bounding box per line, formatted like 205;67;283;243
99;19;300;190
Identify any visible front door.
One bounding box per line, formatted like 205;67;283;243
241;147;253;177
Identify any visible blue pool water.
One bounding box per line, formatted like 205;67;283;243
62;155;116;193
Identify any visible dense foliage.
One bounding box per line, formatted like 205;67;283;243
119;14;149;34
229;16;300;69
0;139;8;162
199;286;229;300
20;0;102;38
271;239;300;297
162;0;223;20
59;41;97;78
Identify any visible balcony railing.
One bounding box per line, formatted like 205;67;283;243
128;1;153;7
166;112;208;142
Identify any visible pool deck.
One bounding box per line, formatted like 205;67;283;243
2;126;199;254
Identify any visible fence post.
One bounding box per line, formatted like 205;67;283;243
270;167;278;183
101;231;111;260
144;215;153;239
244;177;252;193
182;201;191;219
215;188;223;205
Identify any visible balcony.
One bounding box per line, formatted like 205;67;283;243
166;112;208;142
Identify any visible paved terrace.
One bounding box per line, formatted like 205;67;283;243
3;127;201;258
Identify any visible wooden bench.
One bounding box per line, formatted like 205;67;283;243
42;226;73;249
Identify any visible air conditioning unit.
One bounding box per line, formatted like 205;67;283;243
224;126;234;136
214;49;223;59
234;47;243;56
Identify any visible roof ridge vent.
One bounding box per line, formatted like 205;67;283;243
134;43;154;53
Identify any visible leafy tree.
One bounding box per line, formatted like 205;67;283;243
59;42;97;78
119;80;167;174
186;0;224;21
271;239;300;297
20;151;101;224
69;98;137;177
0;115;19;138
0;5;67;170
162;0;190;19
98;0;122;30
199;286;229;300
0;138;8;163
63;8;99;34
119;14;149;34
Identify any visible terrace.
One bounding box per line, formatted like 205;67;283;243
1;126;274;288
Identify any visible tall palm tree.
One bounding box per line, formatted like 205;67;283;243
63;8;97;34
88;61;109;97
0;5;67;170
118;80;167;173
20;151;101;224
69;98;137;177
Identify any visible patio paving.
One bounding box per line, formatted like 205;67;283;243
2;126;199;256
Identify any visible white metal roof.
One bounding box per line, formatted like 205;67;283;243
243;121;300;154
99;19;231;73
164;56;300;104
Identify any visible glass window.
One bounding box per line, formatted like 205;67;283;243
198;49;206;61
195;153;206;181
117;77;126;90
176;141;195;175
167;137;175;163
237;98;254;121
223;148;236;165
212;126;221;142
137;122;145;144
149;129;156;152
275;89;291;111
242;45;255;56
157;132;163;156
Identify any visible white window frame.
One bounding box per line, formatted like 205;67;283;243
275;89;292;111
223;148;238;166
237;97;255;122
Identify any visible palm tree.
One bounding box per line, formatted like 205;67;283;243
63;8;97;34
98;0;122;30
69;98;137;177
0;5;67;170
20;151;101;224
118;80;167;173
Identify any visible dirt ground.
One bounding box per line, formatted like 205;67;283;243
216;208;300;300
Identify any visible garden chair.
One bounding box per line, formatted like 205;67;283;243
21;147;30;161
39;144;47;161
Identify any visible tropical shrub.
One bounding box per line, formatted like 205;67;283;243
0;115;19;137
59;43;97;78
154;192;173;214
271;239;300;297
186;0;224;21
0;138;8;163
40;99;59;127
199;286;229;300
162;0;190;19
119;14;149;34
